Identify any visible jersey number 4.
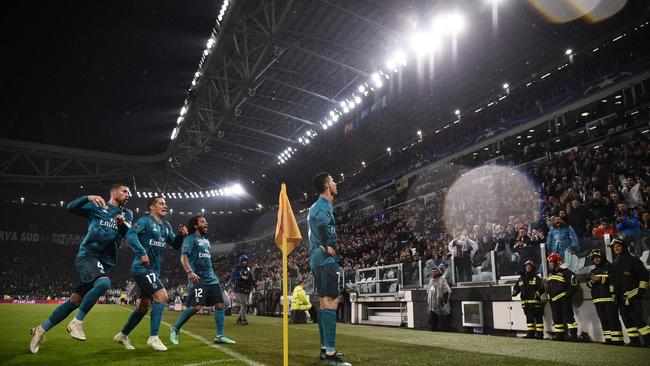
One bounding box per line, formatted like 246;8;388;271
146;273;157;284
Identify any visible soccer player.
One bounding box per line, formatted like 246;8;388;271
113;195;188;351
29;183;132;353
169;215;236;346
308;173;351;366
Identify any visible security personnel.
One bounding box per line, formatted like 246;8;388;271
609;239;650;347
512;260;545;339
546;252;578;341
587;249;622;345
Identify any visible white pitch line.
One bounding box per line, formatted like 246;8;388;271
182;358;236;366
118;306;265;366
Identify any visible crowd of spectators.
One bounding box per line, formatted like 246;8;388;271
3;20;650;305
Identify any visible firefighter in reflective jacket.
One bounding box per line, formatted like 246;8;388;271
512;260;545;339
587;249;623;345
546;252;578;341
609;238;650;347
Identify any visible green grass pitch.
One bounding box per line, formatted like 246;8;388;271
0;304;648;365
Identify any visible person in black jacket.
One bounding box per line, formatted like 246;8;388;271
587;249;623;345
512;260;545;339
231;255;255;325
609;239;650;347
546;252;578;341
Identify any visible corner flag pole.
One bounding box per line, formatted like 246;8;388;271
275;182;301;366
282;236;289;366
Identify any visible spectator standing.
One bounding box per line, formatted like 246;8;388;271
547;217;579;260
427;266;451;332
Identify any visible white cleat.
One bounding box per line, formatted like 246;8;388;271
67;318;86;341
29;326;46;354
113;332;135;350
147;336;168;351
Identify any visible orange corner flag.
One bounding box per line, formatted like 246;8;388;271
274;183;302;253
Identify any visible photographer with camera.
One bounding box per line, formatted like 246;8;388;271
231;255;255;325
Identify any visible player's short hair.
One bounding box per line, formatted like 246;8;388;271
147;195;163;210
186;215;203;233
312;172;330;194
110;182;129;191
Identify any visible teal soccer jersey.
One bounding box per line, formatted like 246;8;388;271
67;195;133;267
308;196;337;269
181;234;219;286
127;215;181;277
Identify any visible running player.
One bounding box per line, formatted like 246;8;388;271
308;173;351;366
113;195;188;351
29;183;132;353
168;215;236;346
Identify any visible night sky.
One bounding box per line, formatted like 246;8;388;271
0;1;217;155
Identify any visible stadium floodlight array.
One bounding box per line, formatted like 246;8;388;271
170;0;230;141
134;183;245;200
276;10;467;166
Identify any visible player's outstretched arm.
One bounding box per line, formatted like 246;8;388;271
66;195;102;217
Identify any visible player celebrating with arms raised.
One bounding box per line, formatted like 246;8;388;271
29;183;132;353
113;195;188;351
309;173;351;366
169;215;236;346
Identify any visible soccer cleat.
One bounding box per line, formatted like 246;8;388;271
29;326;46;354
214;335;236;345
113;332;135;350
169;327;180;345
320;349;343;360
67;318;86;341
324;353;351;366
147;336;168;351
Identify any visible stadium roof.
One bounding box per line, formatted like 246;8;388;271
0;0;646;202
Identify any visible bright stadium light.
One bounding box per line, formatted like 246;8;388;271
358;84;366;93
354;96;362;104
180;105;187;116
207;37;215;49
136;191;141;198
343;106;350;114
455;109;461;115
361;161;366;167
298;137;304;143
327;119;333;126
306;130;312;137
417;130;423;136
329;110;336;117
394;49;407;66
502;82;509;89
171;127;179;140
565;48;573;55
176;116;183;124
409;31;441;55
304;138;310;144
386;147;391;152
434;12;465;35
340;101;347;108
348;101;356;109
322;124;328;130
386;58;396;70
332;114;340;122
